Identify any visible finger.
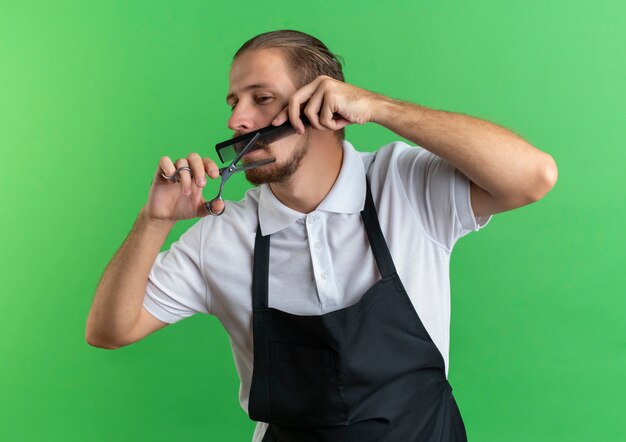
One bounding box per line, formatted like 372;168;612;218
195;196;223;217
272;106;288;126
174;158;192;196
288;78;325;134
187;153;206;188
205;199;225;216
202;157;220;179
288;96;306;135
304;88;326;131
319;104;337;130
158;156;177;181
331;115;351;131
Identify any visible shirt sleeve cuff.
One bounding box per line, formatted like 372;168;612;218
142;293;185;324
454;168;493;232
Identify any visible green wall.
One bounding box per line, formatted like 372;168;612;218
1;1;624;440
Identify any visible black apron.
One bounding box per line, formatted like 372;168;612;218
248;179;468;442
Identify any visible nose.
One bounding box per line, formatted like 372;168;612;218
227;100;256;135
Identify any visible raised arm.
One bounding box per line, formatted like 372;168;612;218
85;152;221;349
269;75;558;218
370;98;558;217
85;209;174;349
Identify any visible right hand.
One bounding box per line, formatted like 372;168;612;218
142;153;225;223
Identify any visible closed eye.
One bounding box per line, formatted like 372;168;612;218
229;96;273;111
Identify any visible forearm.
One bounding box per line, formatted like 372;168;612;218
85;208;175;347
370;96;557;203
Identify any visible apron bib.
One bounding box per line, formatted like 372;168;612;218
248;179;468;442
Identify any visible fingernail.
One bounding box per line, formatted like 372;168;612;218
210;168;218;177
197;178;205;186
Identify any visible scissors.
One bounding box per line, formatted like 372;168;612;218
161;114;317;215
206;132;276;216
160;132;276;216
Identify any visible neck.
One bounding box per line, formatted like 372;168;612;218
269;134;343;213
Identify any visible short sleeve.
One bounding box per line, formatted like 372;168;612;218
143;218;209;324
396;146;492;251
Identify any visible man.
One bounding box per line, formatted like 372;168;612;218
86;30;557;441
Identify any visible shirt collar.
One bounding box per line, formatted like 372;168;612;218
258;139;366;236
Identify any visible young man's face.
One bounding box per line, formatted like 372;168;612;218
226;48;311;185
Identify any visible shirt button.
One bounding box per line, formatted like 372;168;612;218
307;217;316;224
321;272;328;280
315;241;322;250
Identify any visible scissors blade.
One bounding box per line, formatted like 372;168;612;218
231;132;261;166
219;157;276;175
235;158;277;172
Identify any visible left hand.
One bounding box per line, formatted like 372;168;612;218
271;75;380;134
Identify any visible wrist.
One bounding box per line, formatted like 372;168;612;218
138;207;176;231
369;94;399;127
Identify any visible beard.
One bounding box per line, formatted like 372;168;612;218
244;130;311;186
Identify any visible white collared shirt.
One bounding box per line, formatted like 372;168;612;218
143;139;492;441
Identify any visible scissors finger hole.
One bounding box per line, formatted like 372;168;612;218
161;166;192;182
206;199;225;216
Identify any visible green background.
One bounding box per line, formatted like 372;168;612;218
1;0;624;440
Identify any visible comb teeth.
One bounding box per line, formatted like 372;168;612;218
235;140;261;155
216;115;313;164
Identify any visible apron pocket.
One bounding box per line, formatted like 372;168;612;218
269;341;347;427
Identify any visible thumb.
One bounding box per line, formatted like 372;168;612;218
198;197;225;217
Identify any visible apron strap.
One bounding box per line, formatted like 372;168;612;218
253;226;270;310
361;179;397;279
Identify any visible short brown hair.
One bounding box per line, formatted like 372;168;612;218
233;29;346;141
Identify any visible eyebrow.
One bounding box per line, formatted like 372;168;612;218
226;83;275;104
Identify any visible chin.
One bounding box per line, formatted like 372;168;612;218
246;163;285;186
245;131;310;185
